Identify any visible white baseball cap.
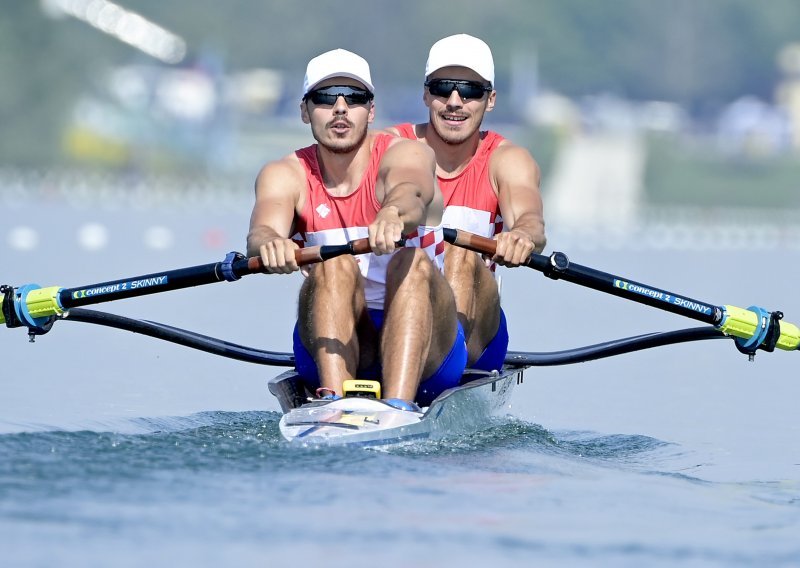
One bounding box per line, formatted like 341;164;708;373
303;49;374;95
425;34;495;85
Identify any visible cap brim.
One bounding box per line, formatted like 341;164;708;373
305;73;374;94
426;63;492;84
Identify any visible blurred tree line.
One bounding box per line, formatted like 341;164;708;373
3;0;800;167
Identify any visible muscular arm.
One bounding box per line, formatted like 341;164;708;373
246;157;304;273
371;139;438;253
491;144;547;266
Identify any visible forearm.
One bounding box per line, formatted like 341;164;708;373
381;182;428;233
246;225;286;257
507;212;546;253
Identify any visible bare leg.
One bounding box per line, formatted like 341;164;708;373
443;244;501;365
297;255;374;395
381;248;458;401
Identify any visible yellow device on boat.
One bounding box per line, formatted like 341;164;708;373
342;380;381;399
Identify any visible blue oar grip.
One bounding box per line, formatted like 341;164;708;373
14;284;59;329
221;251;244;282
732;305;771;352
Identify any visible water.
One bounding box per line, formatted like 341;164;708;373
1;190;799;566
2;414;798;566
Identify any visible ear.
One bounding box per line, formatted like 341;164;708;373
422;89;433;110
367;101;376;124
485;90;497;113
300;100;311;124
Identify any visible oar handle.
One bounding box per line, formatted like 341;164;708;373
297;237;373;266
442;228;496;256
240;237;374;273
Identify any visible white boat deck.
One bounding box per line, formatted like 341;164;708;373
268;366;528;446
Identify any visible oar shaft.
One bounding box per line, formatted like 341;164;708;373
442;227;719;324
3;238;374;328
442;227;799;352
58;262;225;310
545;258;721;325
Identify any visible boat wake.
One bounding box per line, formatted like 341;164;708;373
375;415;670;462
0;410;679;488
0;411;287;485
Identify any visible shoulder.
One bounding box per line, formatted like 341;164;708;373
382;123;427;140
254;152;305;195
258;151;303;178
384;136;435;162
487;140;541;190
490;141;540;174
379;125;402;136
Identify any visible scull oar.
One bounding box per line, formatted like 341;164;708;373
3;229;798;360
442;228;800;357
0;238;374;337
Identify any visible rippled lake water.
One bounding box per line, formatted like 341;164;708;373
1;191;799;566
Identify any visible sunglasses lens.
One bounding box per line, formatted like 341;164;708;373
427;80;487;100
345;92;371;104
427;83;448;97
307;87;372;105
308;92;336;105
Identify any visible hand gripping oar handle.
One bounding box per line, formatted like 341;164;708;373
442;228;800;355
1;238;376;336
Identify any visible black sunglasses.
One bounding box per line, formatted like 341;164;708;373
425;79;492;100
304;85;374;106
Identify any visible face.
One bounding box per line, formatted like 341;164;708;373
301;77;375;154
423;66;496;145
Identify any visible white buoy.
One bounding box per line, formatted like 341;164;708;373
78;223;109;251
143;226;174;250
8;226;39;251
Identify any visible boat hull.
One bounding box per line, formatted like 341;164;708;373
268;366;526;446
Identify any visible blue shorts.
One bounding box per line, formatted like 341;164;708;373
292;309;467;407
471;309;509;372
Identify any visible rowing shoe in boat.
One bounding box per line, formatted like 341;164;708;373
268;365;528;446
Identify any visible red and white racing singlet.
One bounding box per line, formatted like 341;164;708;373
292;133;445;309
393;124;505;270
392;123;505;240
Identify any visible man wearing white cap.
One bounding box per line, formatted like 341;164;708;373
390;34;546;372
247;48;466;409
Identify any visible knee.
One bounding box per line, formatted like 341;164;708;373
387;247;435;286
304;255;362;294
444;245;482;278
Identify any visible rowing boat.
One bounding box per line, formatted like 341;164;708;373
3;228;797;447
268;365;528;446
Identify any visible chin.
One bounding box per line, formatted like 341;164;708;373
326;141;361;154
315;125;368;154
436;125;474;145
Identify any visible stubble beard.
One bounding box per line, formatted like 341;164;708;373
314;121;369;155
429;110;482;146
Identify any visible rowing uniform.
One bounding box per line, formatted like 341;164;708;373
392;123;510;371
290;133;467;406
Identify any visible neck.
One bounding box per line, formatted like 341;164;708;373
418;124;482;177
316;135;373;195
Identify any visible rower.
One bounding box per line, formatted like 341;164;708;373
388;34;547;374
246;49;468;409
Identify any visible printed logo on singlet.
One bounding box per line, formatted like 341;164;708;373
316;204;331;218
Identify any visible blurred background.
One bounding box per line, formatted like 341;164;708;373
2;9;799;564
1;0;800;436
3;0;800;250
